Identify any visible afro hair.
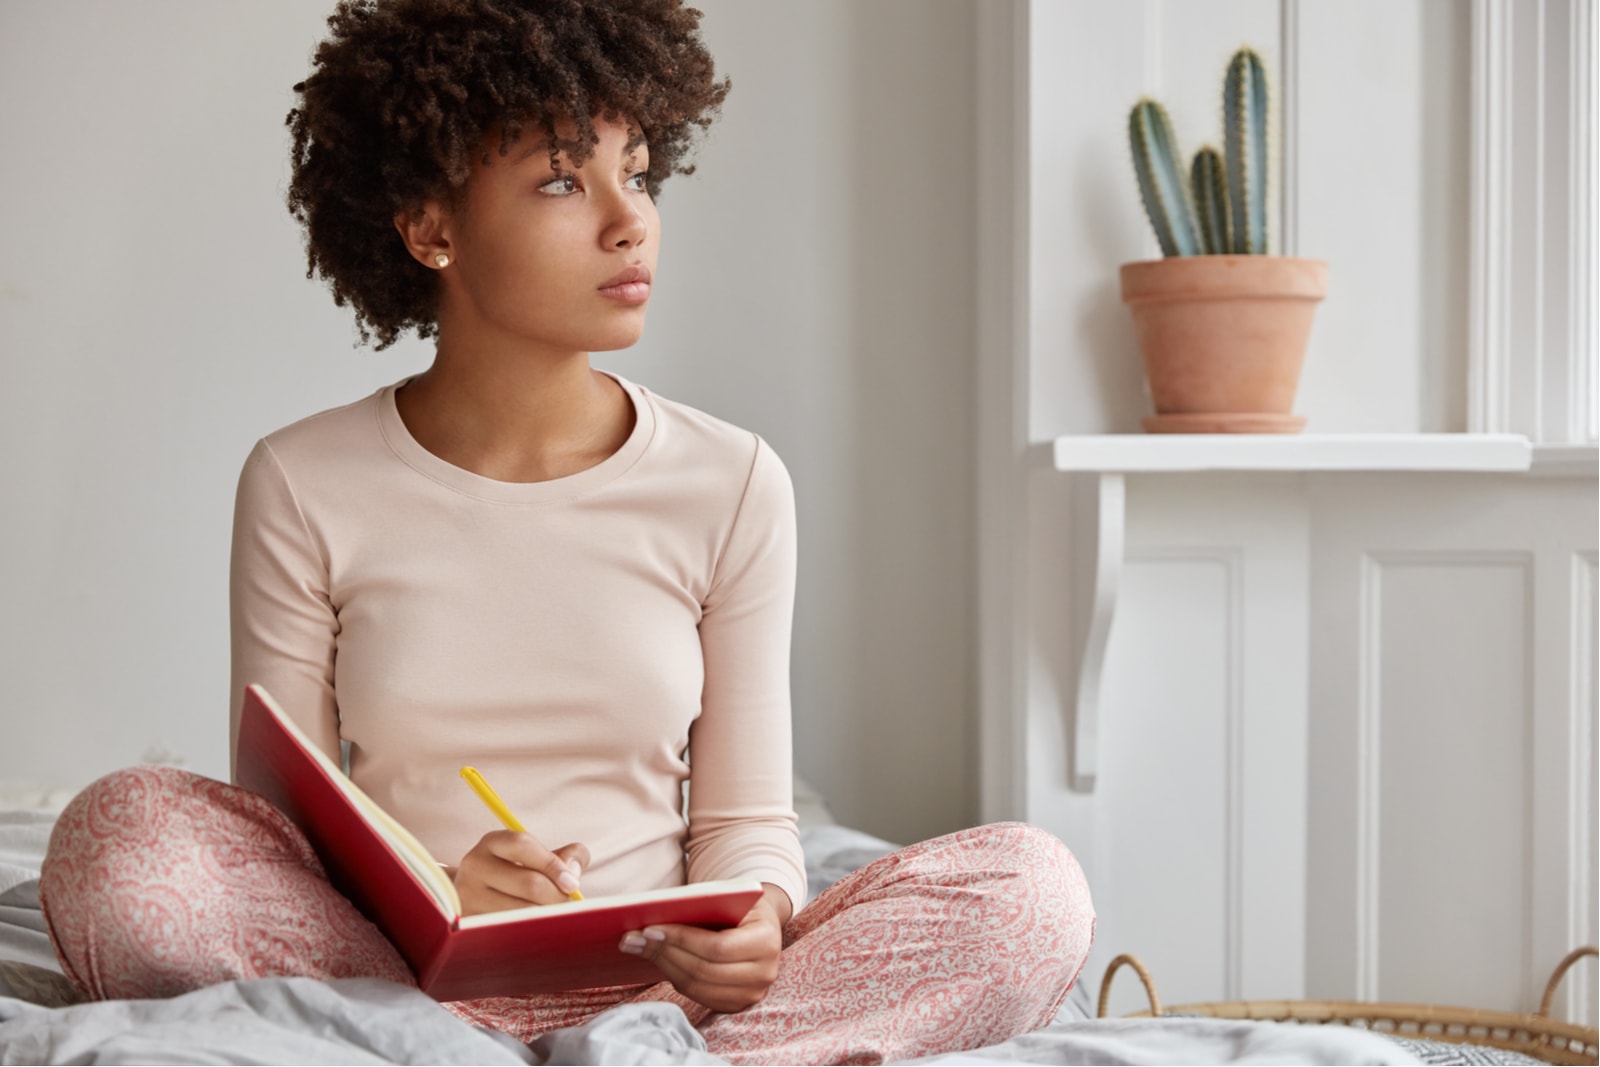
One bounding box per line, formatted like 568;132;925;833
285;0;729;349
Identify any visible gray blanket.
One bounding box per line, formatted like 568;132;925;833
0;979;1423;1066
0;812;1429;1066
0;978;533;1066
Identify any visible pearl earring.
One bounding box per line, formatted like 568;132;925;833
434;253;450;268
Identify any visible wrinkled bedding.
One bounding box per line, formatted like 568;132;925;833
0;810;1431;1065
0;978;1423;1066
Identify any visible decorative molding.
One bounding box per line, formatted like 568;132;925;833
1469;0;1598;442
1569;0;1597;443
1569;550;1598;1022
1279;0;1299;258
1356;551;1384;1000
1536;0;1547;443
1470;0;1512;435
1068;473;1126;793
974;0;1030;823
1521;551;1538;1008
1227;547;1243;1002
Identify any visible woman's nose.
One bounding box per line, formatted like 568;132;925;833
602;190;648;250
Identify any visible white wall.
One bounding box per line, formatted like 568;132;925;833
979;0;1598;1021
0;1;977;844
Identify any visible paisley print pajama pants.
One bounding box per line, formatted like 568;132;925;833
39;766;1094;1066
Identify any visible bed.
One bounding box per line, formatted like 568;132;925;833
0;779;1530;1065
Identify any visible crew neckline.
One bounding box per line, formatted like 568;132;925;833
375;370;655;504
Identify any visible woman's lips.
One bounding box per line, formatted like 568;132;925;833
598;281;651;304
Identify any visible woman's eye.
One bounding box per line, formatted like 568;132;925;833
626;171;649;192
539;175;578;196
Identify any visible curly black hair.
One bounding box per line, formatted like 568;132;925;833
285;0;730;350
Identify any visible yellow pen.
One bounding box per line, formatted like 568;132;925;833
459;766;583;901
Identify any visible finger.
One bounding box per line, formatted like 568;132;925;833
552;842;592;877
618;931;760;985
456;849;571;913
639;921;762;965
642;937;777;988
478;855;576;906
621;937;775;1013
620;922;779;984
481;831;581;898
481;829;553;866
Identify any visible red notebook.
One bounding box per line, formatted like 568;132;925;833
234;684;763;1002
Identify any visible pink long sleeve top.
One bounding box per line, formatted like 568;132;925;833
228;372;806;912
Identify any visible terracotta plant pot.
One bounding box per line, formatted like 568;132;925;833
1120;256;1328;433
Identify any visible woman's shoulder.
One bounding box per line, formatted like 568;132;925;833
255;383;391;458
623;382;794;542
624;376;788;477
235;381;397;503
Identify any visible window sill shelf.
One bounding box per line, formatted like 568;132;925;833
1052;433;1596;477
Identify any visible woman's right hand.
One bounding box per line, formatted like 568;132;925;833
452;832;590;915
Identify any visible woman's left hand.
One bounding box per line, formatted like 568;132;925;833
620;884;790;1012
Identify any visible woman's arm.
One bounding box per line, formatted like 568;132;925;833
683;435;807;915
624;436;805;1011
228;439;342;778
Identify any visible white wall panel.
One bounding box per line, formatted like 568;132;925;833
1532;519;1596;1023
1368;554;1533;1008
1071;474;1310;1012
1095;554;1233;1012
1307;474;1597;1009
988;0;1597;1020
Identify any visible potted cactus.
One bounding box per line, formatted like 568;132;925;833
1124;46;1328;433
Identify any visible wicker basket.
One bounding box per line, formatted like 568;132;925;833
1097;946;1598;1066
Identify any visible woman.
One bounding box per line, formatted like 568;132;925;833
39;2;1094;1062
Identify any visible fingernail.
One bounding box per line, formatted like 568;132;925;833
557;871;580;894
642;928;666;942
567;858;582;876
620;933;646;954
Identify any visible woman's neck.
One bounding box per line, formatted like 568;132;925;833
393;351;635;484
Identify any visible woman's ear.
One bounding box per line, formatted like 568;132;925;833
393;202;452;269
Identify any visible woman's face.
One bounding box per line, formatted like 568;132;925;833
433;114;660;356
